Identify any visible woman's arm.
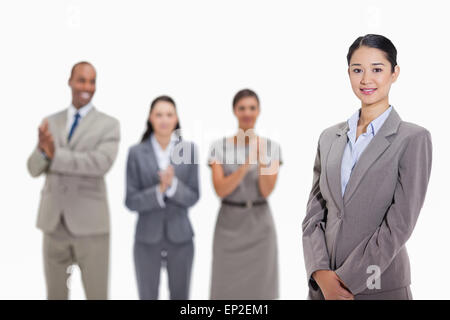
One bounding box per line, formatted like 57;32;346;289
302;138;333;290
303;138;354;299
256;137;281;198
257;161;280;198
210;161;250;198
125;148;165;212
166;144;200;208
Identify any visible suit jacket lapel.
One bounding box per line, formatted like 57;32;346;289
170;138;184;178
68;107;98;147
343;108;402;205
143;138;161;182
326;123;348;212
52;110;68;148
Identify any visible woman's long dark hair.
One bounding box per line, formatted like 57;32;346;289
141;95;181;143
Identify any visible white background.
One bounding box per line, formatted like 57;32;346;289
0;0;449;299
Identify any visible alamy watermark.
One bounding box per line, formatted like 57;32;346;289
366;265;381;290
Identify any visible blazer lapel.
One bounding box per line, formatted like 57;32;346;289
170;138;184;178
67;107;97;148
53;110;68;148
343;108;402;205
326;123;349;212
143;138;162;182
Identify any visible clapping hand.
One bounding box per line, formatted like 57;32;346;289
158;165;175;193
38;119;55;159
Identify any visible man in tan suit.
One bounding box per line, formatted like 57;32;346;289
27;61;120;299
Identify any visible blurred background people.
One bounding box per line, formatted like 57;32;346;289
125;95;199;299
208;89;282;299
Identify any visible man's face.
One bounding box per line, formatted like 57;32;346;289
68;64;96;108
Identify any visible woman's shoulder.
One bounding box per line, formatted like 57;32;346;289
394;121;432;151
208;137;229;150
258;136;281;149
207;137;228;165
127;141;148;157
177;138;197;149
398;121;430;138
318;121;348;142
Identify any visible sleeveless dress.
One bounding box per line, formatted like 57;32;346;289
208;137;282;299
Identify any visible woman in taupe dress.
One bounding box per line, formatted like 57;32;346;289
208;89;282;299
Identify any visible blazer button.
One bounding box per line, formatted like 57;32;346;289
61;186;68;193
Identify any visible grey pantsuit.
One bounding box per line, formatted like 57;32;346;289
43;216;109;299
125;138;199;300
134;236;194;300
27;107;120;299
208;138;282;300
302;108;432;300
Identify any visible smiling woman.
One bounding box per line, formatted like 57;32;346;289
347;35;400;113
302;34;432;300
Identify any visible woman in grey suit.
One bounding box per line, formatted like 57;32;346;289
302;34;432;300
125;96;199;300
208;89;282;299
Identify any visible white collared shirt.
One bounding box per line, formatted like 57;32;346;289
66;102;94;133
151;132;179;207
340;106;392;196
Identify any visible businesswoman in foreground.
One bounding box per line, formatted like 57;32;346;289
125;96;199;299
208;89;282;299
302;34;432;300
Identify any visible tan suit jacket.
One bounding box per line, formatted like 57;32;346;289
27;107;120;236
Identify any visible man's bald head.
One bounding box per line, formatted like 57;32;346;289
70;61;96;80
68;61;97;109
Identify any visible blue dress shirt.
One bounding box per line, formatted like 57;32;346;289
340;106;392;196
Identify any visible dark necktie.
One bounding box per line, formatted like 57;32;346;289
68;112;81;142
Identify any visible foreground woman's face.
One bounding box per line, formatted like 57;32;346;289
348;46;399;107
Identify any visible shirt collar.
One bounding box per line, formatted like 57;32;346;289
150;132;179;153
68;101;93;118
370;105;392;135
347;105;393;138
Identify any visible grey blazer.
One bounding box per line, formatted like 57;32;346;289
302;108;432;296
27;107;120;236
125;138;199;244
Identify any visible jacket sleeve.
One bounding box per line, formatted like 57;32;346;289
302;137;331;291
335;130;432;295
166;143;200;209
49;119;120;177
125;147;165;212
27;147;50;178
